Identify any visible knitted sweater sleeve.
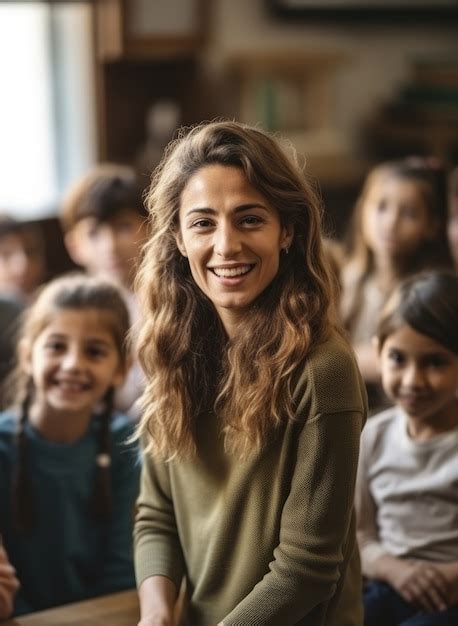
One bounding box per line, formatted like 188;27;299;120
133;452;185;591
223;346;366;625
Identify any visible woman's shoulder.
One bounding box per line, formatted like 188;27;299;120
294;331;367;417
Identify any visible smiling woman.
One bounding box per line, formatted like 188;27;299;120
133;120;367;626
176;164;293;336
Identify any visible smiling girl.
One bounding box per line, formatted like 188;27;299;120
133;121;367;626
355;271;458;626
0;274;140;616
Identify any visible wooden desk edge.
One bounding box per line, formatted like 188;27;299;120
2;588;139;626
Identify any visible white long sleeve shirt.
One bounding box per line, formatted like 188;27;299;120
355;406;458;578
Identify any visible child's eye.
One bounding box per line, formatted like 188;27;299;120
376;199;388;213
387;349;404;365
424;355;449;368
86;346;108;359
44;341;65;352
400;206;419;220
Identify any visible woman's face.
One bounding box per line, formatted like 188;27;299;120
362;175;436;262
176;164;292;336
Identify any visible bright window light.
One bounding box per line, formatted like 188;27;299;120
0;3;57;218
0;2;96;220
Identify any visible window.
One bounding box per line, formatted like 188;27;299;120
0;2;97;219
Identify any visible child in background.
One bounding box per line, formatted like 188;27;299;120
355;271;458;626
0;215;46;301
447;166;458;272
0;274;140;616
60;164;148;418
340;159;451;408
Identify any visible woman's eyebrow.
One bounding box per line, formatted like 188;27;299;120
185;203;269;217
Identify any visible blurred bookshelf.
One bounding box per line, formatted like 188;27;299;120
362;57;458;163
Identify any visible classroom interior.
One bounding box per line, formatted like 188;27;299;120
1;0;457;278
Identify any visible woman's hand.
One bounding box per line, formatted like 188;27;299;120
0;545;20;620
386;559;448;613
137;576;177;626
138;614;174;626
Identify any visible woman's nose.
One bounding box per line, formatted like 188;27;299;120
213;224;242;257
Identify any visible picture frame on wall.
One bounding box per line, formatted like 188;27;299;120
267;0;458;21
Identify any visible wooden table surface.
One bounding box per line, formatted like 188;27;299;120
3;589;140;626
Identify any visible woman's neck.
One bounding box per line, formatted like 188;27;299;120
28;403;92;444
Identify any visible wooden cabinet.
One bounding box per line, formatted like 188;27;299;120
95;0;207;61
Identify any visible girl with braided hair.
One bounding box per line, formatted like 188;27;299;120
0;273;140;617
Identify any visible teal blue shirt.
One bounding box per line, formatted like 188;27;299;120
0;410;140;615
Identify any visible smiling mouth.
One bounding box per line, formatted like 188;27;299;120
210;264;254;278
53;380;90;392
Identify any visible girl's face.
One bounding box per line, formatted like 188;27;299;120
21;308;125;424
379;323;458;436
362;176;436;261
176;164;292;337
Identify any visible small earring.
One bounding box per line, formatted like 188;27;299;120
284;246;289;255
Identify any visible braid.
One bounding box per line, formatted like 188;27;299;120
91;386;114;523
12;380;35;533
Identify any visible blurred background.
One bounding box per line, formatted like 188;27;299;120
1;0;457;276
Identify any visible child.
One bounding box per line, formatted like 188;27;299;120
340;159;452;408
355;271;458;626
0;273;140;616
0;214;46;301
447;166;458;272
60;164;148;418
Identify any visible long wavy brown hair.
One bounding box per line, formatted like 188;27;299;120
135;121;338;460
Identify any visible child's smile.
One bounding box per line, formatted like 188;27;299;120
21;308;125;439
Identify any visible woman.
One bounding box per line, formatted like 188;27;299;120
134;121;367;626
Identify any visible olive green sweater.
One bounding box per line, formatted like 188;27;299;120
134;332;367;625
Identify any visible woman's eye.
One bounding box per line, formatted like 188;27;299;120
241;215;263;226
191;218;213;229
376;200;387;213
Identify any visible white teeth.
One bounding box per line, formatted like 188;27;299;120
55;380;86;391
212;265;252;278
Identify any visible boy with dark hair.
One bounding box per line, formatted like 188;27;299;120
60;163;148;419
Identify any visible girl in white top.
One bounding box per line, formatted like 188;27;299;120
356;271;458;626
